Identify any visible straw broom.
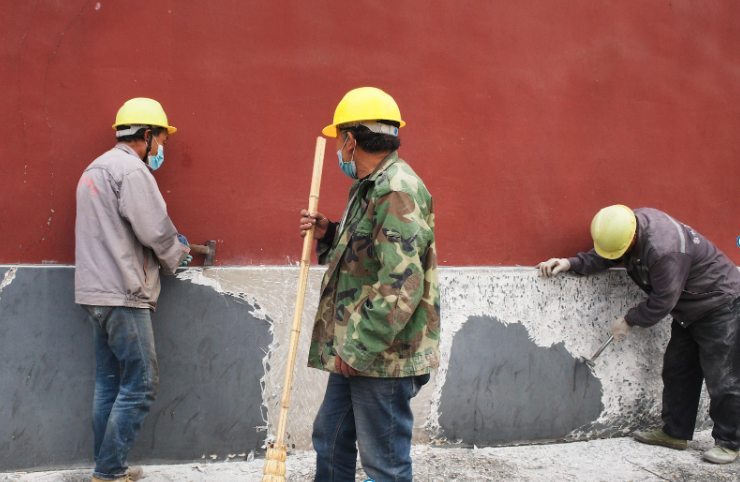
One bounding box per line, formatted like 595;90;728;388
262;136;326;482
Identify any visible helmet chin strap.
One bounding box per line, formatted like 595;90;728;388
143;131;152;163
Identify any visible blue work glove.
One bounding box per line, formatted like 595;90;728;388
176;234;191;267
176;233;189;247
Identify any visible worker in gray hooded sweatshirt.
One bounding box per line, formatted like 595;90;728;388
537;205;740;464
75;98;191;482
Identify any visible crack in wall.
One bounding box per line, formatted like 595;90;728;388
19;0;92;263
17;0;40;189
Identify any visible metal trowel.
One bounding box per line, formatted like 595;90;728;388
579;334;614;367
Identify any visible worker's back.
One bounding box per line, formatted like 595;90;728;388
75;143;185;310
628;207;740;324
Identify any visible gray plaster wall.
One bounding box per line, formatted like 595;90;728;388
0;265;713;472
0;267;271;472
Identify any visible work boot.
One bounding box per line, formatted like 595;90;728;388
92;476;131;482
703;445;740;464
633;429;687;450
126;467;144;481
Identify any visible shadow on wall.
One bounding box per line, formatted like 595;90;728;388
438;316;604;446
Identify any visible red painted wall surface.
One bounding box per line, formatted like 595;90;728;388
2;1;740;266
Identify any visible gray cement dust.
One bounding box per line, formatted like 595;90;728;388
4;430;738;482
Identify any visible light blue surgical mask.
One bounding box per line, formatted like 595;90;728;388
148;138;164;171
337;137;357;179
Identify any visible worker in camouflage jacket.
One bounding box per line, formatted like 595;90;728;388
299;87;439;482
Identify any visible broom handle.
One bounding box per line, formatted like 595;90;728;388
274;136;326;446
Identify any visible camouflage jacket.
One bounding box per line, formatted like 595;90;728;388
307;151;440;377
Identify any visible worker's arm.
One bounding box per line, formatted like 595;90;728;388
118;169;189;275
568;249;623;275
625;253;692;327
339;191;429;372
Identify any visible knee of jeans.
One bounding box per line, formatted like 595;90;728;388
312;418;329;451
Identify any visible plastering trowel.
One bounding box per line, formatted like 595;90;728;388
189;240;216;267
579;334;614;367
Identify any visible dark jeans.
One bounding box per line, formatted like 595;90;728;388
82;305;159;481
312;373;430;482
661;297;740;450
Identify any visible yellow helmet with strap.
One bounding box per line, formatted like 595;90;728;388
322;87;404;137
112;98;176;134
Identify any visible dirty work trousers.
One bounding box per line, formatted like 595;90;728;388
82;305;159;481
661;297;740;450
312;373;430;482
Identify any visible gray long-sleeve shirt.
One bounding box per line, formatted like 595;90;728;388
75;143;189;310
568;208;740;328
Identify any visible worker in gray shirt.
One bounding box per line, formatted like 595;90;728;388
537;205;740;464
75;98;191;482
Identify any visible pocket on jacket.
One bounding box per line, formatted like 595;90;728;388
346;227;379;278
681;289;724;301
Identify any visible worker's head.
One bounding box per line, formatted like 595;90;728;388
323;87;405;178
590;205;637;259
112;98;176;170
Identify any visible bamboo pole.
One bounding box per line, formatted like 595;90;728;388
262;136;326;482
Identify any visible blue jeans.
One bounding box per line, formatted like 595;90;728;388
312;373;430;482
83;305;159;481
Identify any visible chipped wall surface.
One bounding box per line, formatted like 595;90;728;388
0;265;712;472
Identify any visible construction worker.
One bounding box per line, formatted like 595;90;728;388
298;87;440;481
75;98;191;482
537;205;740;464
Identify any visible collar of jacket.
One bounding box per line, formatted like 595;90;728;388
366;150;399;183
115;142;145;162
627;212;646;263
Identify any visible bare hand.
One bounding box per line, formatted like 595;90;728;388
611;316;632;340
536;258;571;278
300;210;329;240
335;354;359;378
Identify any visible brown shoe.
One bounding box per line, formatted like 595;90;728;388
633;428;687;450
92;476;131;482
126;466;144;481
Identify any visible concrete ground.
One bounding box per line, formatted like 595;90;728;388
2;430;738;482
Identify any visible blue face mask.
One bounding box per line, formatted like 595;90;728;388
337;137;357;179
148;138;164;171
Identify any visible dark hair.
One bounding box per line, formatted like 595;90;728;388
115;125;166;143
340;121;401;153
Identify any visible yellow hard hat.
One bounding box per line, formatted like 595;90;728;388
112;98;177;134
322;87;405;137
590;205;637;259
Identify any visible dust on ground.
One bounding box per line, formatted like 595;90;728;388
2;430;738;482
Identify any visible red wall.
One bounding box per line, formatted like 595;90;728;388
2;1;740;266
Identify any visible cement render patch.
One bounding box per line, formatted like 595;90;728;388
438;316;603;445
0;267;271;472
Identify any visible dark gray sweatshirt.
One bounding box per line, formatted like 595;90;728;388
568;208;740;328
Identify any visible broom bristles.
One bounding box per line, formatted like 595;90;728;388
261;443;288;481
